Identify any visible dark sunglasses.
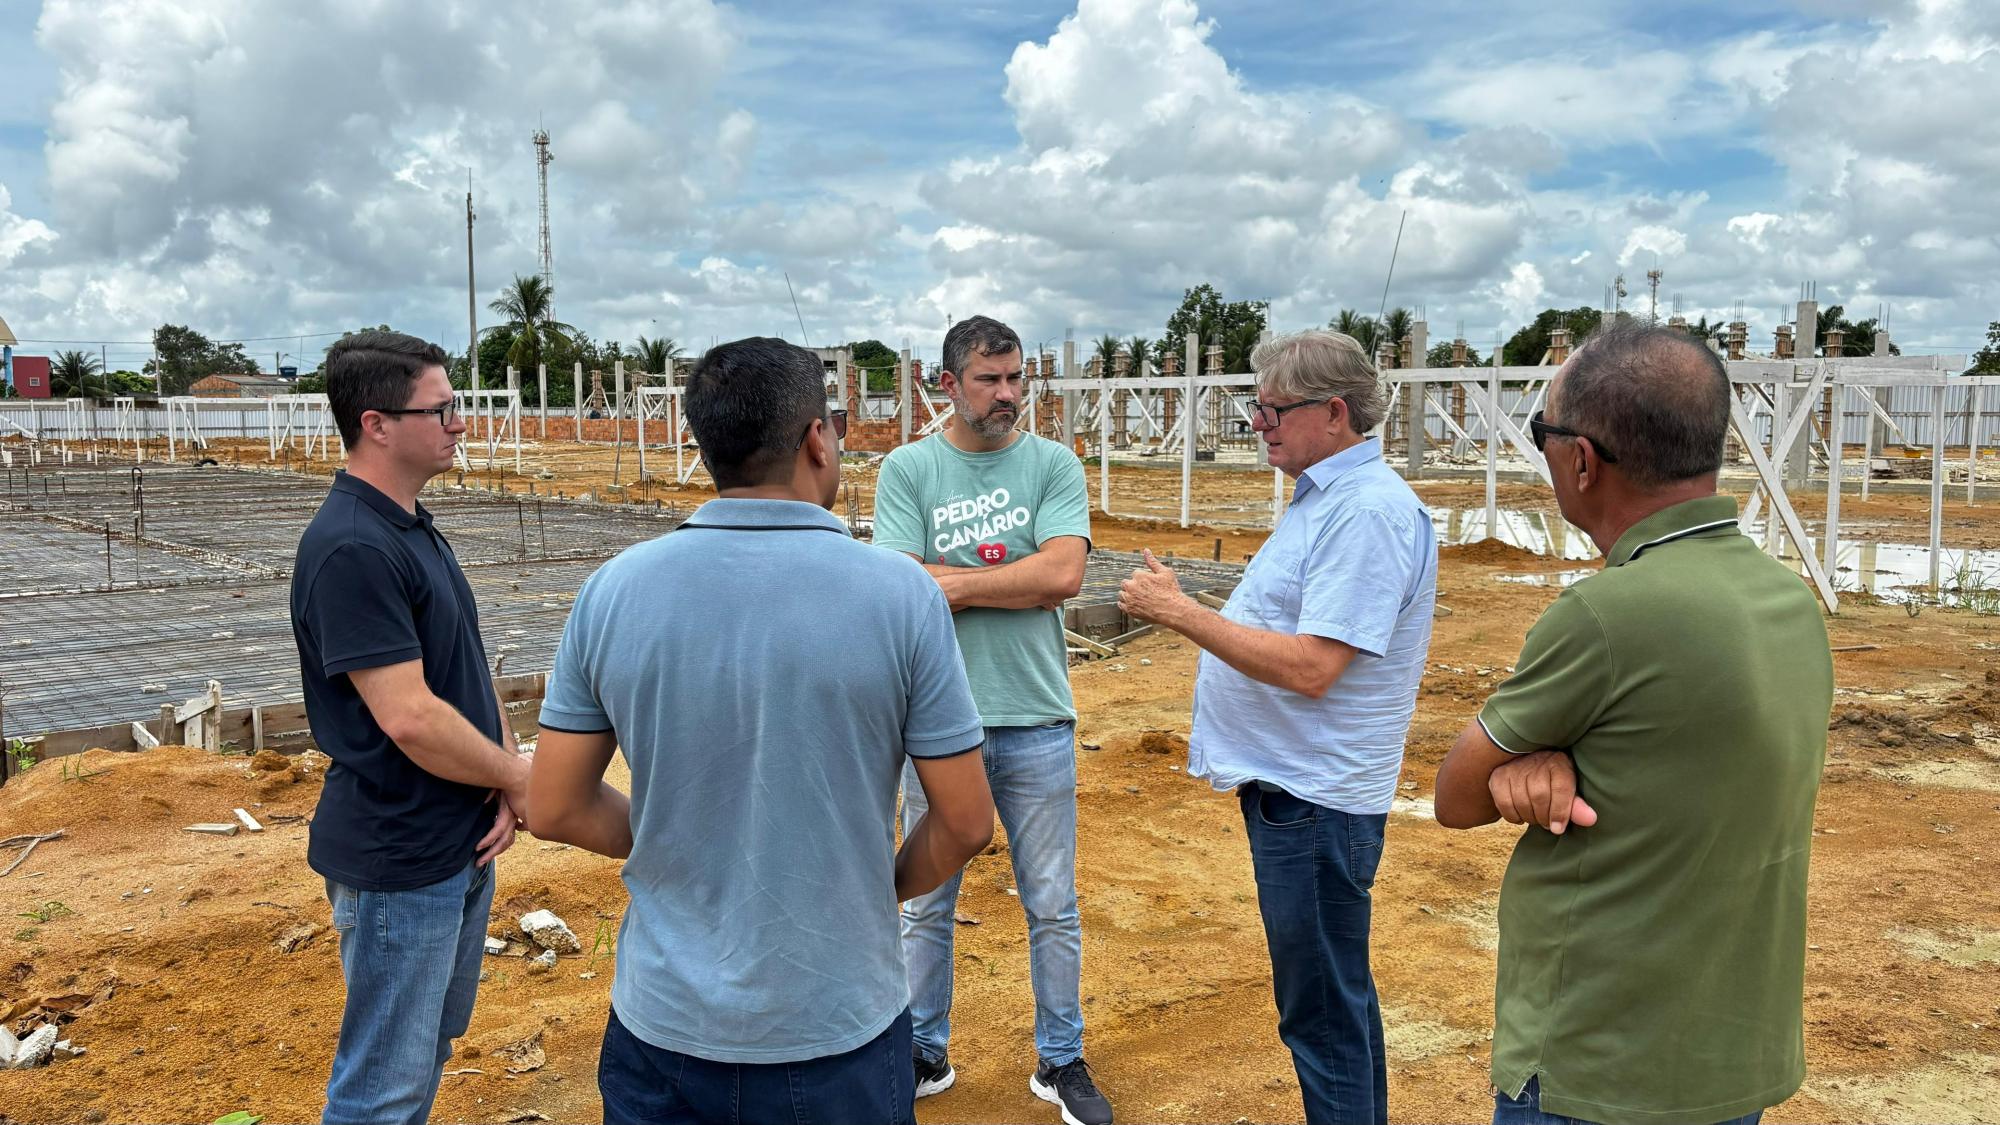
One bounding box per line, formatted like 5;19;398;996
1529;410;1617;463
795;409;849;449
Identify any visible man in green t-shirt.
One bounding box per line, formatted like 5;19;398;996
873;315;1111;1125
1435;321;1832;1125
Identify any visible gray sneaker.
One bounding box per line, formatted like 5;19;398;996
1030;1056;1113;1125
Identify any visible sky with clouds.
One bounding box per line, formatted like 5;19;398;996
0;0;1995;372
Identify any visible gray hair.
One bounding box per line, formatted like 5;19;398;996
1557;318;1731;488
941;315;1022;379
1250;330;1386;434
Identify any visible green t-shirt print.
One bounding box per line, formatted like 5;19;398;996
873;432;1092;728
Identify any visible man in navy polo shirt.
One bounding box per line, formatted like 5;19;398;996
290;330;530;1125
528;336;998;1124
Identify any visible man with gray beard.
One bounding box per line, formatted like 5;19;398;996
872;315;1111;1125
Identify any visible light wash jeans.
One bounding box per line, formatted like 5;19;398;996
322;859;495;1125
900;721;1084;1066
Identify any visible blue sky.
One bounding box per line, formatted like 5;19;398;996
0;0;1995;367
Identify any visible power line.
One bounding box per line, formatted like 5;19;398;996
11;330;350;345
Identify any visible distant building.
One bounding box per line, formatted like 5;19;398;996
8;355;51;399
190;373;296;398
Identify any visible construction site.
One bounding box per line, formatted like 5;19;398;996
1;318;1998;1124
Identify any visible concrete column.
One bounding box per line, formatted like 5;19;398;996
1403;321;1428;480
1786;299;1818;486
1062;337;1078;451
1871;329;1893;451
537;363;548;438
898;346;911;446
572;363;583;440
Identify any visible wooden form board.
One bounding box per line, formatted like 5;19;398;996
19;672;550;762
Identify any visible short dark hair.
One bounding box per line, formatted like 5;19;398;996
1557;319;1732;488
326;330;451;449
684;337;829;489
941;315;1022;380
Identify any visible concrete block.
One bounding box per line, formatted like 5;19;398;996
233;808;263;832
519;909;581;954
11;1024;57;1069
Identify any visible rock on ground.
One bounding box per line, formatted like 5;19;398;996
519;909;581;954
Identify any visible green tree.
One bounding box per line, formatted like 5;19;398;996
51;349;103;397
1426;341;1485;367
1126;336;1153;375
1502;307;1604;366
1971;321;2000;374
107;370;152;394
627;335;682;377
846;339;898;393
148;325;213;395
486;275;576;380
1092;333;1122;376
1329;308;1377;353
1161;284;1268;375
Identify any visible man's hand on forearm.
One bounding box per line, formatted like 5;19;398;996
526;729;633;859
911;538;1087;612
1489;750;1597;835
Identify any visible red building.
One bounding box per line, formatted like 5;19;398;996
9;355;51;399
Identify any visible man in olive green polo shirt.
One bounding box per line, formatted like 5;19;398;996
1435;320;1832;1125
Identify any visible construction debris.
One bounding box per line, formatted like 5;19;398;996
7;1023;59;1069
183;823;239;836
493;1029;547;1074
519;909;581;954
233;808;264;832
484;935;510;955
273;922;322;954
526;948;558;975
0;829;66;878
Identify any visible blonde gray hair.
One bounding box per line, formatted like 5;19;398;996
1250;330;1386;434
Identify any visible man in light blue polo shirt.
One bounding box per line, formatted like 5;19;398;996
525;337;997;1124
1119;329;1436;1125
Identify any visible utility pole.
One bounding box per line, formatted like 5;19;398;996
467;171;479;394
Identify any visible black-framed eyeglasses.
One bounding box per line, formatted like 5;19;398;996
1248;397;1330;428
378;402;462;426
795;409;849;449
1529;410;1618;463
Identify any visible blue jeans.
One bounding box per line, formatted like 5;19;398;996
1494;1077;1765;1125
1241;783;1389;1125
598;1004;913;1125
900;721;1083;1065
322;859;495;1125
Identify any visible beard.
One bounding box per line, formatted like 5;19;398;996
952;396;1018;440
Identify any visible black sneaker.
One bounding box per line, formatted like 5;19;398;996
1030;1057;1113;1125
913;1051;956;1099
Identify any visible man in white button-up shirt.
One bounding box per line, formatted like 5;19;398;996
1119;329;1436;1125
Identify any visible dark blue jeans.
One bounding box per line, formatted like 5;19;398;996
1494;1077;1765;1125
598;1005;913;1125
1240;783;1389;1125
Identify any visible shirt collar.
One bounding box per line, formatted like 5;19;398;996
1297;437;1384;496
333;470;426;530
684;497;851;535
1606;495;1741;567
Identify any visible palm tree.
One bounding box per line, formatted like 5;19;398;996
1221;322;1263;374
486;275;577;378
51;349;102;398
1092;334;1122;377
1125;336;1153;376
627;335;681;376
1382;307;1414;353
1330;309;1376;353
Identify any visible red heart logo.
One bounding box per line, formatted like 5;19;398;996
976;542;1008;564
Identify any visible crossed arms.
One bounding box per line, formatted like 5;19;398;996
912;535;1088;612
